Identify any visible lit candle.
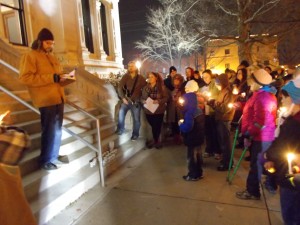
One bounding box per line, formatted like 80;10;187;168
228;103;233;108
241;92;246;98
267;167;276;173
287;153;295;174
232;87;239;95
178;97;185;105
206;92;211;99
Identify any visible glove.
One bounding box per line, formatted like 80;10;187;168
244;138;252;148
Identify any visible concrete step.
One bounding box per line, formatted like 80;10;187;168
29;164;100;225
23;147;96;199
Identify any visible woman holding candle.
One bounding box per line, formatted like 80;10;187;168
236;69;277;200
198;70;220;159
207;73;235;171
264;76;300;225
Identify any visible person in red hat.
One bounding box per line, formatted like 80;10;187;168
19;28;70;170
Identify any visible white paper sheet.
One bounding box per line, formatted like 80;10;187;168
143;97;159;113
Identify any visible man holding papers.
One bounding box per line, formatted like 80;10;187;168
142;72;168;149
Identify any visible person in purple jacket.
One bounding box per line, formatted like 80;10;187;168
236;69;277;200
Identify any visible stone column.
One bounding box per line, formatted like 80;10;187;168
105;0;123;64
76;0;89;57
95;0;107;60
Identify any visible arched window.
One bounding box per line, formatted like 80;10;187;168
0;0;27;45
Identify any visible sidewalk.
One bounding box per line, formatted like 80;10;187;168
49;141;283;225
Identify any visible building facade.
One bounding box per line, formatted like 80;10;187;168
0;0;123;76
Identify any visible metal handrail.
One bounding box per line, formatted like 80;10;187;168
0;60;105;186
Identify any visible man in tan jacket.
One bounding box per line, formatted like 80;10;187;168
19;28;69;170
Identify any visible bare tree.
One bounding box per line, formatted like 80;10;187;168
135;0;204;70
184;0;300;64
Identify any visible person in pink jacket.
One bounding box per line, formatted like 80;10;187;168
236;69;277;200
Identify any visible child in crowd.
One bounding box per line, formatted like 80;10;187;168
179;80;205;181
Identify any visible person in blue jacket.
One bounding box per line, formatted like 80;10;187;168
179;80;205;181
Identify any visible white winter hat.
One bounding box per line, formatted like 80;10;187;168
185;80;199;93
251;69;273;86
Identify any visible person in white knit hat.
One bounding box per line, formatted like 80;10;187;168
236;69;278;200
179;80;205;181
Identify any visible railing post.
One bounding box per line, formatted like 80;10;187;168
96;119;105;187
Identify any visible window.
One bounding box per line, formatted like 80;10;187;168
225;63;230;69
225;49;230;55
81;0;94;53
264;60;270;66
0;0;27;45
101;4;109;55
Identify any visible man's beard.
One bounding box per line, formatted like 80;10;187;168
43;47;53;53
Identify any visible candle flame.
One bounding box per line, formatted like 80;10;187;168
287;153;295;161
228;103;233;108
241;92;246;97
232;87;239;95
178;97;185;105
267;167;276;173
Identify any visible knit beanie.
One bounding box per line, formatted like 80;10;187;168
185;80;199;93
282;77;300;104
251;69;272;86
169;66;177;74
215;73;229;88
37;28;54;41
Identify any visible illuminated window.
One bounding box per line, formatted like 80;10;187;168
0;0;27;45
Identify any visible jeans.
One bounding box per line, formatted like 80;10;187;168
39;103;64;165
246;141;272;197
187;145;203;178
117;102;141;137
280;186;300;225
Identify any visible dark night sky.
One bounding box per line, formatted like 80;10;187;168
119;0;160;65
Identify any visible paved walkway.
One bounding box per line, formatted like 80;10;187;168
49;141;283;225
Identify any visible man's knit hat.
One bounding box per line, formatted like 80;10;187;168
282;77;300;104
252;69;272;86
215;73;229;88
37;28;54;41
185;80;199;93
169;66;177;74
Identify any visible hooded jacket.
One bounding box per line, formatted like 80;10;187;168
179;92;204;146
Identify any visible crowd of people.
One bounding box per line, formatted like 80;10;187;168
116;60;300;225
